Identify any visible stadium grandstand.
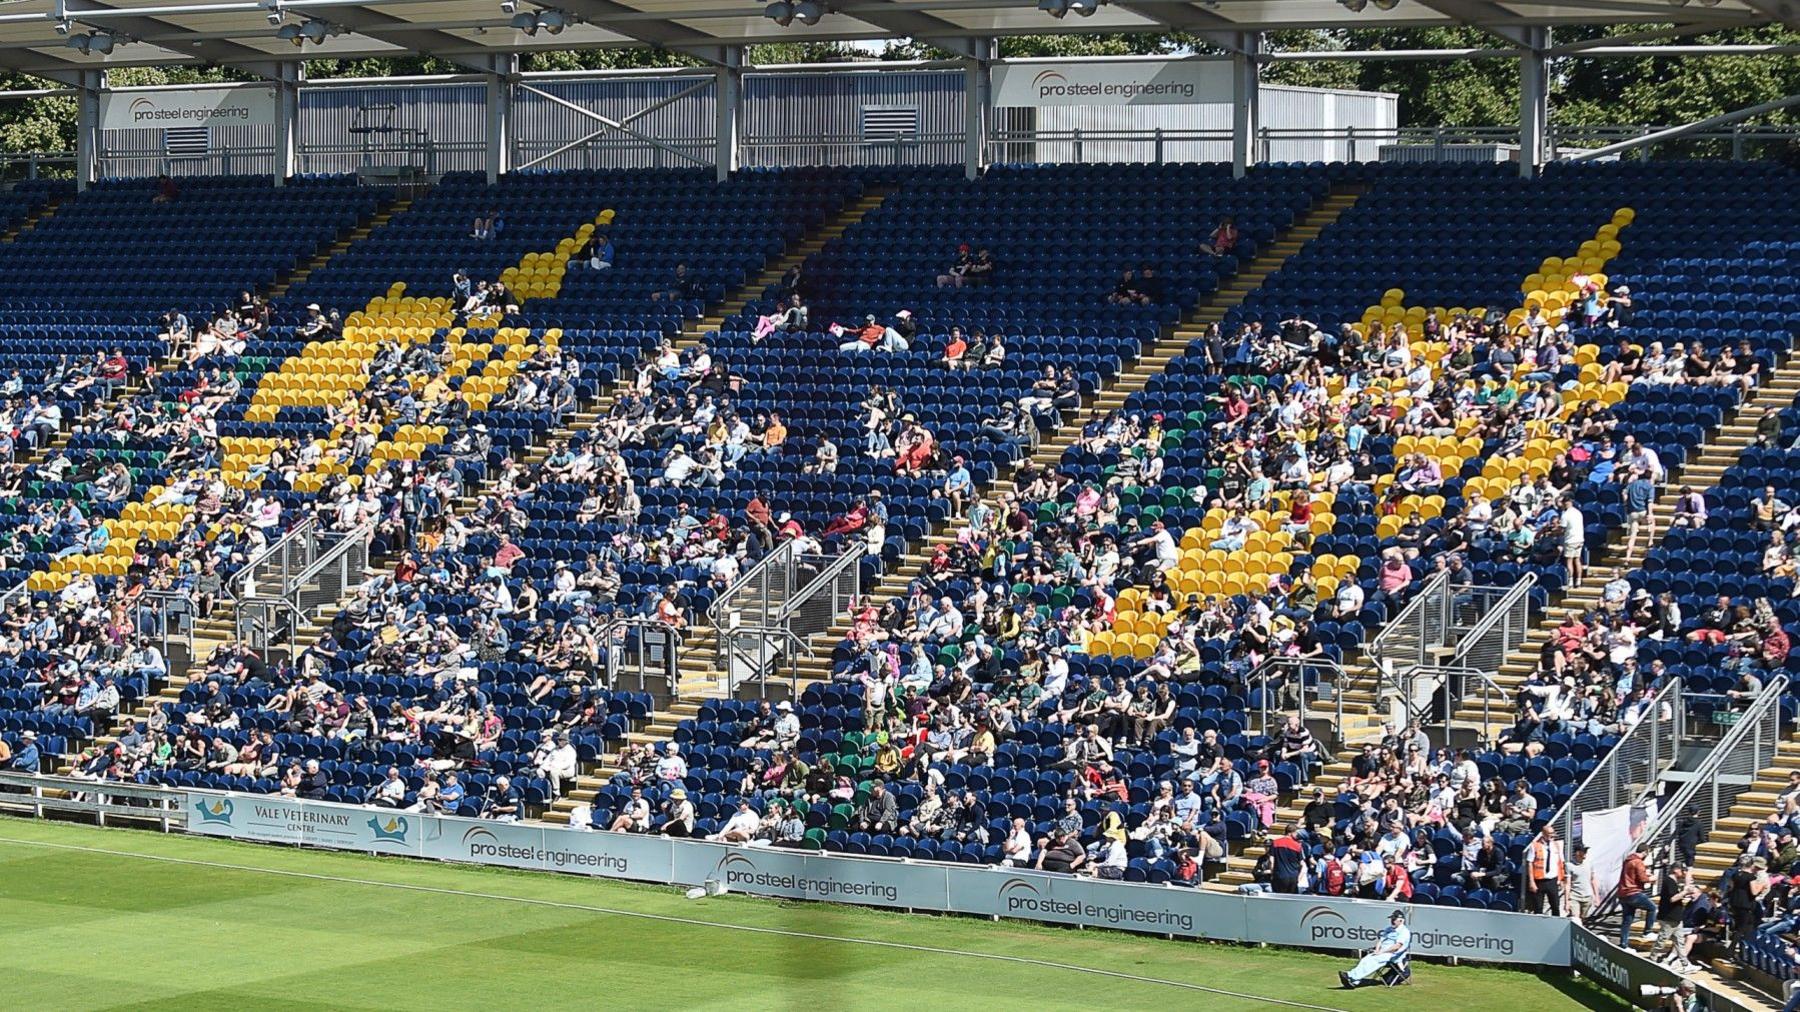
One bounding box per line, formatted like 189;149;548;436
2;0;1800;1007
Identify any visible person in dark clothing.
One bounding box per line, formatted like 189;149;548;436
1301;787;1334;840
1133;263;1166;304
1725;856;1765;941
298;759;330;801
1674;815;1705;868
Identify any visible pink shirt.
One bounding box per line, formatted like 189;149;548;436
1378;559;1412;594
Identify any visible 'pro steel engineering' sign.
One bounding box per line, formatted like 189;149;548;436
100;87;277;131
990;60;1232;107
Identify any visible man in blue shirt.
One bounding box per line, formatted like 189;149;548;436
943;457;974;518
1622;467;1657;558
9;730;41;773
1171;779;1206;831
438;772;466;815
482;775;523;822
1340;910;1411;988
582;233;614;270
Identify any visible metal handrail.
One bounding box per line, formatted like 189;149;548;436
779;543;867;627
602;615;686;698
727;543;866;697
1449;572;1538;670
1369;569;1450;675
0;581;29;614
1246;655;1348;748
285;525;373;594
234;525;371;662
706;538;797;631
136;589;198;662
723;627;811;696
1592;675;1789;918
227;516;315;604
1403;662;1503;734
1544;676;1685;848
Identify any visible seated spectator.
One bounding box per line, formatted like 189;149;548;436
936;243;974;288
753;294;807;342
1198;217;1238;257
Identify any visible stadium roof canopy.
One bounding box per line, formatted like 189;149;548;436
0;0;1793;82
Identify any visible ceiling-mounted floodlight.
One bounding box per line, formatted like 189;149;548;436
1372;0;1399;8
499;0;516;10
276;18;335;45
1338;0;1368;11
512;9;572;33
763;0;824;25
65;30;114;54
1037;0;1069;17
1067;0;1101;15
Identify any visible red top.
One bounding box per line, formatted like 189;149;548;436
1619;852;1650;897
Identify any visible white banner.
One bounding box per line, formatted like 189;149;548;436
991;60;1232;107
182;789;1567;965
1580;801;1656;898
101;87;276;131
187;791;422;855
1241;895;1566;964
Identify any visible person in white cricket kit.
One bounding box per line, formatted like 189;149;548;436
1339;910;1412;989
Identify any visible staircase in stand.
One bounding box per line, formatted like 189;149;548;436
0;194;62;244
539;185;1370;825
535;194;900;824
268;195;416;300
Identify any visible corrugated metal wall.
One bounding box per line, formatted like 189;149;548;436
1022;85;1398;164
101;123;277;179
515;76;718;171
95;71;1395;178
1259;86;1399;163
743;69;964;167
301;83;487;176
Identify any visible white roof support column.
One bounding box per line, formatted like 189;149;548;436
75;69;102;191
1231;31;1261;179
963;37;992;181
714;45;742;183
486;53;518;184
273;63;302;187
1519;25;1551;178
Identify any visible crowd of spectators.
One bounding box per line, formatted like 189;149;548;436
574;275;1714;882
